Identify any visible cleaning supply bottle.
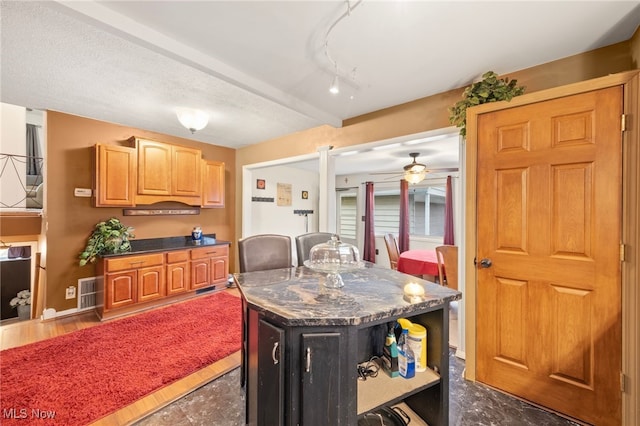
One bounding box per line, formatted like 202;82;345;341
398;328;416;379
381;323;399;377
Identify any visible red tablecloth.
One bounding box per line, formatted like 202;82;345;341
397;249;439;276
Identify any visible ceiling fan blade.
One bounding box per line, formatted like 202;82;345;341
427;167;459;172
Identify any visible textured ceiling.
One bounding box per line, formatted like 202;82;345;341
1;1;639;174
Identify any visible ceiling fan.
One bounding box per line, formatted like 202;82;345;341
373;152;458;184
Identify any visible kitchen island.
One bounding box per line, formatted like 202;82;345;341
235;263;461;426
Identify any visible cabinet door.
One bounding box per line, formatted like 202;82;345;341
191;259;211;290
137;265;165;302
166;262;189;295
106;271;137;310
95;144;136;207
301;333;342;425
172;146;201;196
210;256;228;284
258;319;284;425
137;139;172;195
202;160;225;208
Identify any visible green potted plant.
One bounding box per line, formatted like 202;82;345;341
449;71;526;137
79;217;135;266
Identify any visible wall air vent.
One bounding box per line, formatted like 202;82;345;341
77;277;98;311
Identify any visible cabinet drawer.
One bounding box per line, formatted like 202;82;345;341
166;250;189;263
191;245;228;260
105;253;164;272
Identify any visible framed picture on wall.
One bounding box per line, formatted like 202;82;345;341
301;191;309;199
256;179;266;190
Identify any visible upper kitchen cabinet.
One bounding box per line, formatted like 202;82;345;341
133;137;202;205
94;144;136;207
202;160;225;208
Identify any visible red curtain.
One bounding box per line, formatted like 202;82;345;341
363;182;376;262
443;175;454;245
398;179;410;253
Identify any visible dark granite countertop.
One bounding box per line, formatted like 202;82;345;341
101;234;231;257
234;263;461;326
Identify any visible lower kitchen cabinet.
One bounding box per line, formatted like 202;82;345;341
96;242;230;320
190;245;229;290
101;253;164;311
165;250;190;295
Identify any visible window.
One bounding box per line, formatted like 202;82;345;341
336;183;446;241
338;193;357;241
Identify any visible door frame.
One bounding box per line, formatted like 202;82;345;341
464;70;639;424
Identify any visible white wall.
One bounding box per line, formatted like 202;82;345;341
1;103;27;208
248;165;320;265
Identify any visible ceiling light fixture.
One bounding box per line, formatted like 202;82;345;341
324;0;363;95
404;170;426;184
403;153;428;184
175;108;209;134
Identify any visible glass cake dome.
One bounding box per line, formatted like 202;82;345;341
304;235;364;288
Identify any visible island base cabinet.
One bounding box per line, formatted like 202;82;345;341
243;303;450;426
300;332;345;425
257;320;284;425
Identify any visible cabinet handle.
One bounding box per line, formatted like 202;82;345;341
129;261;145;266
305;347;311;372
271;342;279;365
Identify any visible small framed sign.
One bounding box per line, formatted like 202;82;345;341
256;179;266;190
301;190;309;199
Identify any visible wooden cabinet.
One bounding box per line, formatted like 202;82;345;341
134;138;202;205
97;243;229;320
202;160;225;208
94;138;225;208
190;245;229;290
165;250;190;295
101;253;164;311
94;144;136;207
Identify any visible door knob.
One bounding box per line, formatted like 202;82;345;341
479;258;492;268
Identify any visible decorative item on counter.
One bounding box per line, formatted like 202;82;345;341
304;235;363;288
79;218;135;266
403;282;425;303
191;226;202;242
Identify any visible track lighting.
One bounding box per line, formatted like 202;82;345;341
329;74;340;95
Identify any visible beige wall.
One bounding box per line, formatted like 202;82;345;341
46;112;235;312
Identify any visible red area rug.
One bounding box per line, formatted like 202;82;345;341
0;291;241;425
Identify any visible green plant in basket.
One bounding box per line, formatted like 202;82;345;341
79;218;134;266
449;71;525;137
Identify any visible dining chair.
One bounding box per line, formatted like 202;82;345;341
435;245;458;290
383;233;400;270
295;232;336;266
238;234;292;273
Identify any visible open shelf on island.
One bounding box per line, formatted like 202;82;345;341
357;367;441;415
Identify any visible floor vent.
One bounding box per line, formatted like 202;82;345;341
77;277;98;311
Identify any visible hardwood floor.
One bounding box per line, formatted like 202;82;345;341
0;288;241;425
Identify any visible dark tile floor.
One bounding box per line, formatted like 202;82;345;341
135;350;580;426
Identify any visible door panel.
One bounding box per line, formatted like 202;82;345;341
476;87;622;426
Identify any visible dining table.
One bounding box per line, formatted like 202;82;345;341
397;249;440;282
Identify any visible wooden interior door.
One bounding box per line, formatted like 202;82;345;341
476;87;622;425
